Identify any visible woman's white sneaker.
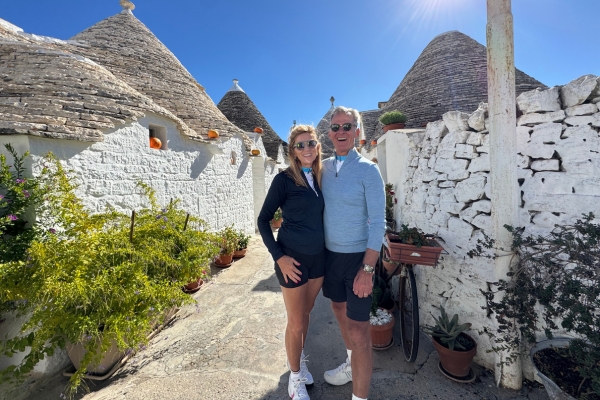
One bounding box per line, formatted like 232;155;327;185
323;357;352;385
288;375;309;399
287;353;314;385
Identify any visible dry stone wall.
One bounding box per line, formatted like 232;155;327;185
396;74;600;370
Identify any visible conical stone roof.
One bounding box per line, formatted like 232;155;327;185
381;30;546;128
69;10;244;141
217;80;285;160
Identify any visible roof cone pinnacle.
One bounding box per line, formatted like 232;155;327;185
120;0;135;12
227;79;245;93
330;96;335;107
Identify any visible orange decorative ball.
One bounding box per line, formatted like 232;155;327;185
254;127;263;134
251;149;260;156
208;129;219;139
149;137;162;149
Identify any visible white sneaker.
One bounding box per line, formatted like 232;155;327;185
288;374;309;399
323;357;352;386
287;352;314;385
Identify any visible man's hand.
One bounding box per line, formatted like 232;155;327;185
353;268;373;298
276;255;302;284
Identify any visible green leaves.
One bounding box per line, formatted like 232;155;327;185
424;305;473;351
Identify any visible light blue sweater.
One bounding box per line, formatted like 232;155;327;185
321;148;386;253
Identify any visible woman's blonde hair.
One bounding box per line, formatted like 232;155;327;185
286;125;322;188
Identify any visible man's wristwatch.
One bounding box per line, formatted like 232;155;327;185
362;263;375;274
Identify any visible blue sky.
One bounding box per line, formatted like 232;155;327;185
2;1;599;141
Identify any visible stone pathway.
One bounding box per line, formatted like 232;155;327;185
6;235;548;400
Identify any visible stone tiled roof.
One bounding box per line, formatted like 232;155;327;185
69;10;247;142
360;109;383;152
0;40;193;141
217;81;285;160
381;31;546;129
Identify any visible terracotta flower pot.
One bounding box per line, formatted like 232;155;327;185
385;233;444;266
254;127;263;134
371;140;377;146
271;218;282;229
233;248;247;259
359;139;367;145
371;309;395;349
432;333;477;378
207;129;219;139
216;253;233;266
382;123;406;132
183;277;204;292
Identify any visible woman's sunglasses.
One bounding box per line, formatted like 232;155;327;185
293;140;318;150
330;123;355;132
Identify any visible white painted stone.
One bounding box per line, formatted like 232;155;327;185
516;126;532;150
561;158;599;175
459;207;479;223
428;154;437;169
439;202;466;214
468;153;490;172
532;211;562;229
410;157;419;167
437;173;448;181
530;123;562;144
471;214;491;232
439;180;456;188
523;192;600;215
426;204;436;214
447;217;474;241
517;154;531;169
518;167;533;180
517;110;565;126
439;189;456;203
516;86;561;113
438;130;470;152
484;181;490;199
560;74;599;107
476;146;489;154
442;111;471;133
434;158;469;174
466;131;483;146
455;144;478;159
468;103;487;131
431;211;450;228
561;124;596;139
447;169;470;181
565;103;598;117
472;200;491;213
523;141;555;159
556;129;600;163
422;168;438;183
454;175;486;203
593;113;600;128
425;120;448;141
564;116;595;126
437;149;456;159
426;194;440;205
531;159;559;171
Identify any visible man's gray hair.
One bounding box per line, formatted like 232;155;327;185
330;106;361;130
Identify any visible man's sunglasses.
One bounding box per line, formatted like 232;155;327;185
330;123;355;132
293;140;318;150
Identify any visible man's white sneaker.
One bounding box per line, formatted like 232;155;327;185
287;353;314;385
323;357;352;386
288;375;309;399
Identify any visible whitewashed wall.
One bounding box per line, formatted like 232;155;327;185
3;113;260;234
379;74;600;372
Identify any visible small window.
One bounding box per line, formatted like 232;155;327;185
149;124;168;150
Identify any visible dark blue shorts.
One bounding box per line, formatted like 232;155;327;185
322;249;371;322
274;246;326;288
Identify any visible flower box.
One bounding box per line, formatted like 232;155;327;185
385;233;443;266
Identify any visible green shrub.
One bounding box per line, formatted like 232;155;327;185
379;110;407;125
0;166;220;397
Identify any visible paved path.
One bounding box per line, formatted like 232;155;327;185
8;235;548;400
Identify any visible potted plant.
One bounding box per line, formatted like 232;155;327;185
424;305;477;380
379;110;407;132
370;275;395;350
233;231;250;259
271;208;283;229
385;224;444;266
215;225;238;266
468;213;600;399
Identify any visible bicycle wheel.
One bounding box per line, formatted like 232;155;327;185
399;266;419;362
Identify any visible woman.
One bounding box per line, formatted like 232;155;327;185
257;125;324;400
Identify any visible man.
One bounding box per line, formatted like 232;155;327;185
321;106;386;400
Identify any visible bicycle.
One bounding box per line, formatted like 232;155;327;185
376;234;445;363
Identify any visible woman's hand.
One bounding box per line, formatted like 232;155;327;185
276;255;302;284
